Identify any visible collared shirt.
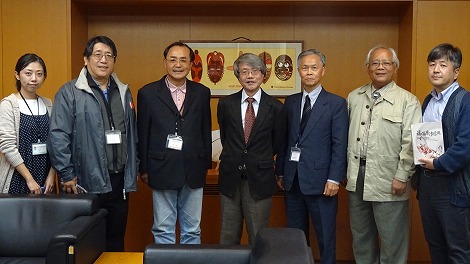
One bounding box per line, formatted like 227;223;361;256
91;76;111;101
165;77;187;112
301;86;322;121
241;89;262;129
423;81;460;122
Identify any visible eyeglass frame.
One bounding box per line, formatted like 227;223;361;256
165;58;191;65
239;68;262;76
91;52;116;61
368;60;395;69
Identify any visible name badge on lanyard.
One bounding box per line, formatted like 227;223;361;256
105;130;122;144
290;146;301;162
32;141;47;155
166;134;183;151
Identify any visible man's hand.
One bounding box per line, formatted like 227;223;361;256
276;176;285;190
391;178;407;196
324;181;339;196
140;173;149;184
418;158;435;170
62;178;78;194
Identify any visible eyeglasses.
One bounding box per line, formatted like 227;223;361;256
239;68;261;76
368;61;394;69
92;52;115;61
166;58;190;65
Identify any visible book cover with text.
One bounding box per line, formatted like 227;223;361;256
411;122;444;165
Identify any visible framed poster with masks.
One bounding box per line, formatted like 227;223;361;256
182;40;303;96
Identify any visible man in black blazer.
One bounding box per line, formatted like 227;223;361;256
217;53;286;245
137;42;212;244
275;49;348;264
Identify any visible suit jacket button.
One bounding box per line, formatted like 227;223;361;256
356;138;361;141
244;150;248;153
238;166;243;170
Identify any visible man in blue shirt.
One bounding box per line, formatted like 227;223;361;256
418;43;470;264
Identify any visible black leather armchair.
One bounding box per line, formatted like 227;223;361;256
0;194;107;264
144;227;314;264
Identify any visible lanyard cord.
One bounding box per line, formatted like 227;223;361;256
19;91;42;142
93;85;116;130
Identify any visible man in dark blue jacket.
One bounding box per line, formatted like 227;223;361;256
418;43;470;263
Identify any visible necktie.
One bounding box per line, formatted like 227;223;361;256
244;97;255;143
299;95;312;135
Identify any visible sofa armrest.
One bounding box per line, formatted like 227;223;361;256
46;209;107;264
144;244;251;264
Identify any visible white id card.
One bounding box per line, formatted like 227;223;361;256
289;147;301;162
32;142;47;155
105;130;122;144
166;134;183;151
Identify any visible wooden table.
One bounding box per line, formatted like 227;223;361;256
94;252;143;264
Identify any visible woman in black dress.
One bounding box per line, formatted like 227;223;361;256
0;54;55;194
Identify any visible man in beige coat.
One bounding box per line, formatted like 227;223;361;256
346;45;421;264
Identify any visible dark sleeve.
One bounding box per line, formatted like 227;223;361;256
434;94;470;173
272;100;287;156
47;84;76;182
202;88;212;169
137;88;150;173
274;100;287;176
327;97;349;182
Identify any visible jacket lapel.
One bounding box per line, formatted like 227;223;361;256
230;91;246;144
155;77;180;116
246;90;270;146
299;89;327;143
181;80;195;117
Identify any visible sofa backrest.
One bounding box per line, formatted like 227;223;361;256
250;227;314;264
144;244;251;264
0;194;100;257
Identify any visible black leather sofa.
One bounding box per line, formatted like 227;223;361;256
0;194;107;264
144;227;314;264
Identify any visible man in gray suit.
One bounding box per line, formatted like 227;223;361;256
217;53;286;245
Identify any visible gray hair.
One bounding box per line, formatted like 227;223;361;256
233;53;267;78
365;45;400;69
297;49;326;67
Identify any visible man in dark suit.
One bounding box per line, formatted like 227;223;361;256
275;49;348;264
137;42;212;244
217;53;286;245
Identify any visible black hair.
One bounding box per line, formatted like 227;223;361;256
163;42;195;62
15;53;47;91
83;35;117;61
427;43;462;69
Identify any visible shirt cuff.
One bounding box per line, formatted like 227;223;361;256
327;179;339;185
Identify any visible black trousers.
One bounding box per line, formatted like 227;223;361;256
418;173;470;264
97;171;129;252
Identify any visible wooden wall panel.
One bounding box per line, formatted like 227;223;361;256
415;0;470;102
1;0;69;100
